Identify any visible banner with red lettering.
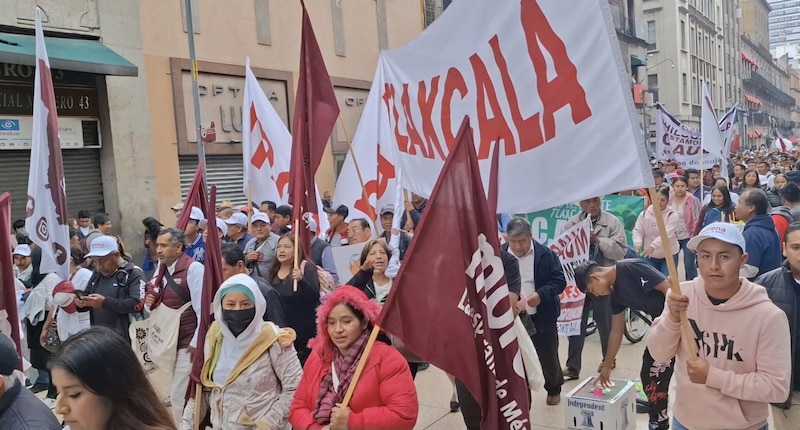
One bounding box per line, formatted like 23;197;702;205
334;0;653;220
550;220;591;337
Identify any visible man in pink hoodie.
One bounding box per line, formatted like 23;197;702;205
648;222;791;430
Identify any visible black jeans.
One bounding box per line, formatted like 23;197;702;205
641;347;674;427
566;293;612;374
530;314;564;396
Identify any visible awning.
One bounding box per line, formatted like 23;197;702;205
630;55;647;68
0;32;137;76
744;94;763;106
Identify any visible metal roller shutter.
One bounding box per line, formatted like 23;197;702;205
0;149;104;221
179;155;246;206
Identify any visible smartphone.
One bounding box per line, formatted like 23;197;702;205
74;290;86;299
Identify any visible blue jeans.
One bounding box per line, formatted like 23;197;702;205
645;254;679;277
673;419;767;430
679;238;697;281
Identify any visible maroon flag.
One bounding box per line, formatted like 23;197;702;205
0;193;23;365
288;0;340;256
149;161;208;302
188;185;223;400
379;117;531;430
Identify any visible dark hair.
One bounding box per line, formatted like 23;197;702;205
707;185;734;212
275;205;292;217
69;228;78;240
49;327;175;430
655;185;670;199
70;245;86;267
735;163;746;172
349;218;370;230
268;234;307;282
77;210;91;219
92;213;111;228
741;189;769;215
261;201;277;212
158;227;187;251
782;182;800;204
652;169;664;178
670;175;688;187
785;222;800;242
221;243;246;267
11;219;24;231
684;168;700;177
742;169;761;188
343;302;366;322
142;217;163;241
573;261;602;293
358;239;393;266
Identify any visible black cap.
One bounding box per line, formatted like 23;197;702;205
323;204;349;218
0;334;19;376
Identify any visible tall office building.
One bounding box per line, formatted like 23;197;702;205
769;0;800;57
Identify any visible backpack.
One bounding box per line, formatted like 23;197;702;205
301;261;338;295
770;206;799;225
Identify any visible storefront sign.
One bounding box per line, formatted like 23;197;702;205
0;84;99;117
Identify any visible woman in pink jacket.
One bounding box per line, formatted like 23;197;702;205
633;186;681;276
289;286;418;430
669;176;701;281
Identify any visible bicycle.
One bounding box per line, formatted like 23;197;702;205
584;308;652;344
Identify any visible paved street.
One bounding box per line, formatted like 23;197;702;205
411;330;778;430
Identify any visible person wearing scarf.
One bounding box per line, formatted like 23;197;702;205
180;274;302;430
289;286;418;430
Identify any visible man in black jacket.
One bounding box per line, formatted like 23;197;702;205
755;222;800;429
504;217;567;406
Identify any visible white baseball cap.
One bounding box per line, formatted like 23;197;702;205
12;244;31;257
189;206;206;222
251;212;271;225
224;213;248;226
85;236;119;257
215;218;228;236
687;222;746;253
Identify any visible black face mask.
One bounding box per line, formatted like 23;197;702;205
222;308;256;337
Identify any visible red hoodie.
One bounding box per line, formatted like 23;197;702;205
648;277;791;430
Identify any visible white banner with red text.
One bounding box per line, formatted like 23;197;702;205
334;0;653;220
550;220;591;337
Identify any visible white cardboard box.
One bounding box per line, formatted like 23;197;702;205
564;377;636;430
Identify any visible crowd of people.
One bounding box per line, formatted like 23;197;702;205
0;146;799;429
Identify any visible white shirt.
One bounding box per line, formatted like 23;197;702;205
512;243;537;315
158;259;205;348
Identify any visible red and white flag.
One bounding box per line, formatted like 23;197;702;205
25;8;70;281
701;81;725;159
242;57;290;206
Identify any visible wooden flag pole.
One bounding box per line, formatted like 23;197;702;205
342;324;382;407
293;218;300;292
402;189;414;233
647;187;698;358
193;383;203;430
339;115;376;223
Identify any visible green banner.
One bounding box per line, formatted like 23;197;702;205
519;195;645;247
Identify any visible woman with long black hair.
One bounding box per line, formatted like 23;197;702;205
50;327;175;430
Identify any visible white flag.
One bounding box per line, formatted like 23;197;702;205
241;58;330;235
25;8;70;281
242;57;289;206
701;82;725;158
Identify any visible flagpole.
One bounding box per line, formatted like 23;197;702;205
247;180;253;229
338;115;375;222
293;218;300;292
342;324;382;407
185;0;206;187
647;187;698;359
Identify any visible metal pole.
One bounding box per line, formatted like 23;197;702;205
185;0;206;187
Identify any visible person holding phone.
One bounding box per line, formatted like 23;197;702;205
574;259;673;430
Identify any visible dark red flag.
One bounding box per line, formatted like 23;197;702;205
148;161;208;304
0;193;23;367
187;185;223;400
288;0;340;257
379;117;531;430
